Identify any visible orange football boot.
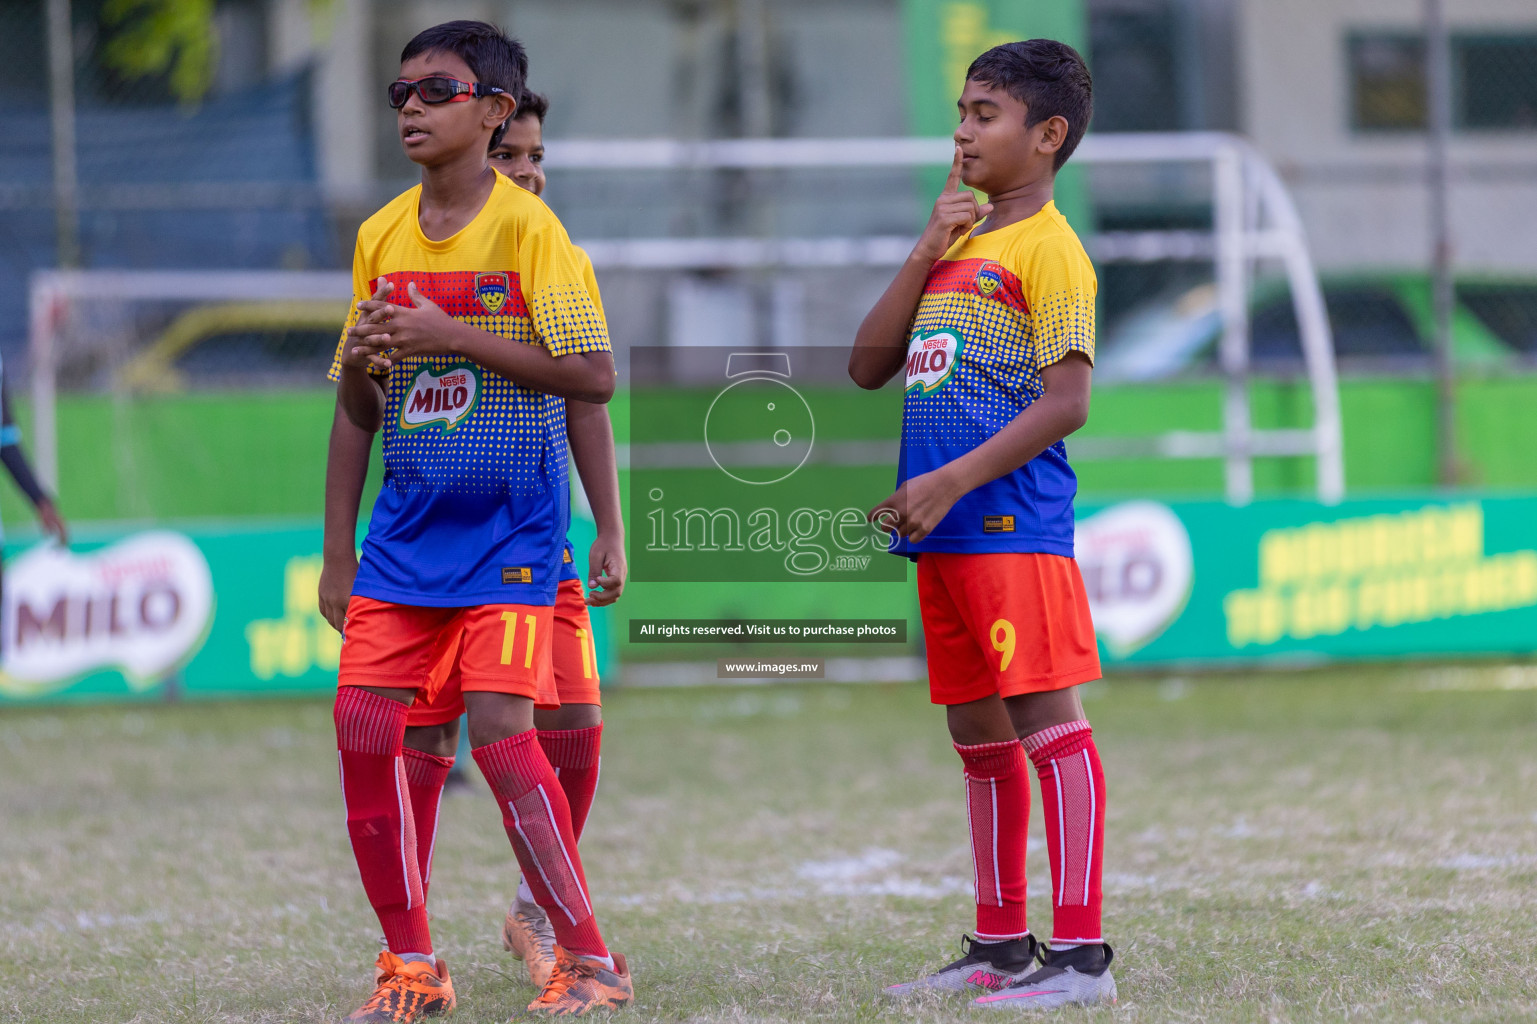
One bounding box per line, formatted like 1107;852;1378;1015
343;950;456;1022
526;947;633;1016
501;895;559;988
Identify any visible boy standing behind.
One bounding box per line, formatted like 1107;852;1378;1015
326;21;629;1021
852;40;1116;1011
487;89;626;992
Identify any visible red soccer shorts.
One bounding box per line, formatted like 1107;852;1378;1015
549;578;604;707
339;596;554;711
918;551;1102;705
405;579;601;726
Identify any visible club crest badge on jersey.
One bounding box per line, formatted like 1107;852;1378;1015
904;329;963;395
976;262;1005;298
399;363;481;432
476;272;511;314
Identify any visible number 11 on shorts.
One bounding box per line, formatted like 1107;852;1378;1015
500;611;538;668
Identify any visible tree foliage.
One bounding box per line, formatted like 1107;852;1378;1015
101;0;218;104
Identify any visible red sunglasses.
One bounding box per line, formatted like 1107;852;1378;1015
388;76;507;109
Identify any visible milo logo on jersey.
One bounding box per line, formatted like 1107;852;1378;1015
905;329;963;395
400;363;482;432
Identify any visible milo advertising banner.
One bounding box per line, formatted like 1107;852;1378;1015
2;524;340;703
1075;497;1537;665
6;497;1537;703
1;518;612;705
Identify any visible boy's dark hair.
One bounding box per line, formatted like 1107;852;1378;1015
513;88;549;124
967;39;1093;169
401;21;526;147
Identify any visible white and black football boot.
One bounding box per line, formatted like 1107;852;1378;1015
971;942;1117;1010
884;934;1042;997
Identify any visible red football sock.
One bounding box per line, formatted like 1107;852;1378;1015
474;730;608;959
401;747;454;897
538;724;603;840
334;687;431;954
1024;720;1106;945
955;739;1032;941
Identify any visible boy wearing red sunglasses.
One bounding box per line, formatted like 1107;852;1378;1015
322;20;629;1021
324;81;627;1002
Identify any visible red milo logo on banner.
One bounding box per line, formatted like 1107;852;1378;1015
2;532;215;696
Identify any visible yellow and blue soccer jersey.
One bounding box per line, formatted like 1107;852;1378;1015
328;174;611;606
892;200;1096;559
556;247;602;586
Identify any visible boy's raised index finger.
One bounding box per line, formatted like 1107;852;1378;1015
944;145;964;192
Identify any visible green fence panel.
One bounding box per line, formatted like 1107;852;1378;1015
15;379;1537;529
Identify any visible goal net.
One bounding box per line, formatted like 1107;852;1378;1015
27;133;1341;516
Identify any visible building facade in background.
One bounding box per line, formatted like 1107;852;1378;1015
133;0;1536;275
7;0;1536;372
1239;0;1537;272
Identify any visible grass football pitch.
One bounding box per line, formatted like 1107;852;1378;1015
2;666;1535;1023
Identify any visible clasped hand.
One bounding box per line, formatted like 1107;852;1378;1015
341;281;458;373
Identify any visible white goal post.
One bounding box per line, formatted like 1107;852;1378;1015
30;132;1342;505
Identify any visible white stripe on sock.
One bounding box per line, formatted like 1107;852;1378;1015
511;794;579;926
536;784;594;918
423;785;443;886
1052;758;1067;906
394;756;414;909
1081;749;1095;905
964;775;981;900
989;779;1002;906
584;755;602;835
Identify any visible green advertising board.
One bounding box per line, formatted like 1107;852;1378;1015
7;496;1537;705
899;0;1093;230
1;516;613;705
612;495;1537;671
1076;496;1537;667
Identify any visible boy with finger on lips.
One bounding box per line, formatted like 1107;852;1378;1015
851;39;1116;1011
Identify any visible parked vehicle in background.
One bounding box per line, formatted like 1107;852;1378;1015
1096;274;1537;381
116;300;346;392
